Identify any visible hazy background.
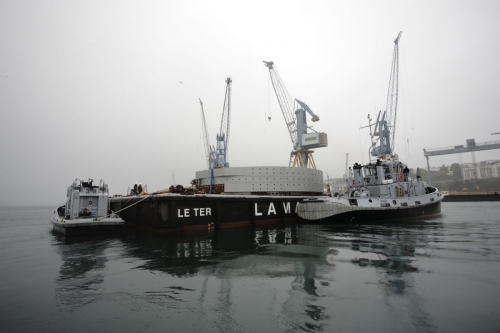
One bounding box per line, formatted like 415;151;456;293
1;0;499;206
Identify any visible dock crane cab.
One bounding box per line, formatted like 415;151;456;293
263;61;327;168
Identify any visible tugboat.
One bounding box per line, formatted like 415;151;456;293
51;178;124;235
297;158;444;222
297;32;445;223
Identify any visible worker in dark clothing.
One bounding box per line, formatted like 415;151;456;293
137;183;143;195
132;183;138;195
376;159;381;166
403;166;409;181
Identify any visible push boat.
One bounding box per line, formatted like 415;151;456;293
51;178;124;235
297;31;445;223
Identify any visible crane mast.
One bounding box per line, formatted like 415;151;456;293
263;61;327;168
199;98;216;169
215;77;232;168
371;31;402;158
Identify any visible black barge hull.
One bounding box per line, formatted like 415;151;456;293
109;194;305;231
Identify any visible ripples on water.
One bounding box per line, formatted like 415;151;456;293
0;203;499;332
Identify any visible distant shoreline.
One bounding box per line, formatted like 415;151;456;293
443;193;500;202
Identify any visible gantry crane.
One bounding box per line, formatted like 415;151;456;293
263;61;327;168
215;77;232;168
371;31;402;159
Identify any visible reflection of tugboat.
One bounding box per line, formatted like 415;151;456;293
297;32;444;222
51;178;124;235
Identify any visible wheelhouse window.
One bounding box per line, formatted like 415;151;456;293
363;167;375;176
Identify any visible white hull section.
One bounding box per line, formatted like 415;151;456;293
298;191;445;221
51;211;124;228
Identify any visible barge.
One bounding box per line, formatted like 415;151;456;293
109;166;325;231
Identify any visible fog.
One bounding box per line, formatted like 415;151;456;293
1;0;499;206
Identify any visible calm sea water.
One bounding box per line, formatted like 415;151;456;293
1;203;499;333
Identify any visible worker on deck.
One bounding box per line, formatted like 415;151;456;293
137;183;143;195
132;182;138;195
403;166;409;181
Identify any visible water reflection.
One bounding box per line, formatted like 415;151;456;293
52;219;442;331
321;220;442;332
53;234;115;312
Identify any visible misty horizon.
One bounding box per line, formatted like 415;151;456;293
1;0;499;206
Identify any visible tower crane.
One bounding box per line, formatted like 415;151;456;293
199;98;216;169
215;77;232;168
371;31;402;159
263;61;328;168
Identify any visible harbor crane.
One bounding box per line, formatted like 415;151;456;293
199;98;216;169
263;61;327;168
370;31;402;159
215;77;232;168
199;77;232;170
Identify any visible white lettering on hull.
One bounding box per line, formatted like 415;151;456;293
254;202;296;216
283;202;291;214
255;203;262;216
177;207;212;218
176;202;297;218
268;203;276;215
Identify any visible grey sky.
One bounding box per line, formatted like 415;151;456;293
1;0;499;206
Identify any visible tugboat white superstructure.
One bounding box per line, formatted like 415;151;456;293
51;178;124;235
297;158;444;222
297;31;444;223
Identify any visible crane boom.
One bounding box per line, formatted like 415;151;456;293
263;61;298;148
386;31;402;152
215;77;232;167
199;98;216;169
